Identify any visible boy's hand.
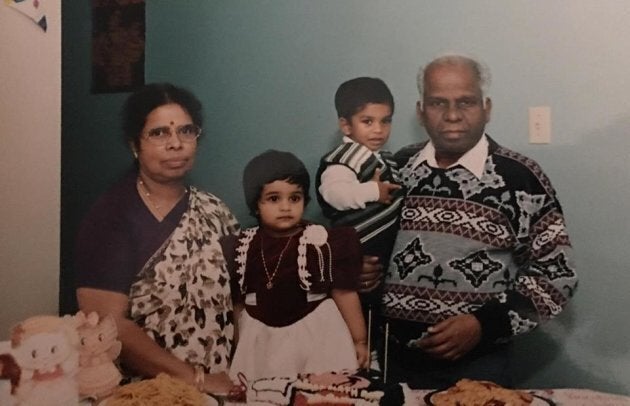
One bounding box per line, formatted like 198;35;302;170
372;168;401;204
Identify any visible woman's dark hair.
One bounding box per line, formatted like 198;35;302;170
122;83;203;149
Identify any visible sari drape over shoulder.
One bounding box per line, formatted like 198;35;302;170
128;187;239;372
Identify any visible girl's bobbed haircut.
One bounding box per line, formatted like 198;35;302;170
242;149;311;217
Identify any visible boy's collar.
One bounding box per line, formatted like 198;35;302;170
342;136;383;152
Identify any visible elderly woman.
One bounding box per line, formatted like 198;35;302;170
74;83;238;394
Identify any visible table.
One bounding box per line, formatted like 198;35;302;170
222;385;630;405
6;378;627;405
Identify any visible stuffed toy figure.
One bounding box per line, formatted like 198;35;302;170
75;311;122;400
9;314;80;406
0;352;21;405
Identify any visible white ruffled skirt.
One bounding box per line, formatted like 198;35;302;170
229;298;358;381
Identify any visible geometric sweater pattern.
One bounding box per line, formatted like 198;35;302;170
382;137;578;342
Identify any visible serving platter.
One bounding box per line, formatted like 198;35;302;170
96;394;221;406
423;389;556;406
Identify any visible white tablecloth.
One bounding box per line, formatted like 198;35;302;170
221;386;630;405
407;386;630;406
6;380;627;405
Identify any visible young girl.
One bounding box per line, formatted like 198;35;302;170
225;150;369;381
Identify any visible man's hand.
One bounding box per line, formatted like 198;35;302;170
359;255;383;293
372;168;401;204
418;314;482;361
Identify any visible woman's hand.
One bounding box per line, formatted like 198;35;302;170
203;371;235;395
77;288;205;386
359;256;383;293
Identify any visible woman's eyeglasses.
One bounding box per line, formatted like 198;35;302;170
142;124;202;145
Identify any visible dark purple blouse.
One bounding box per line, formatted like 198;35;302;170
74;170;188;294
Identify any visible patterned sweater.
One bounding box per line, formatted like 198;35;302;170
382;137;577;345
316;141;404;264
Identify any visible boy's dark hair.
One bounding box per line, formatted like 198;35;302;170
242;150;311;218
334;77;395;120
122;82;203;150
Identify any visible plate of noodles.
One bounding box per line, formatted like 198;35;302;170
100;396;219;406
100;374;222;406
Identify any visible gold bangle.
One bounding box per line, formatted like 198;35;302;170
194;365;205;392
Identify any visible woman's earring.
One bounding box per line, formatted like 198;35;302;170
132;150;138;159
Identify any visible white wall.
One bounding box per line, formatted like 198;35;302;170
0;1;61;337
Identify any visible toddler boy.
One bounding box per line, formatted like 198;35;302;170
316;77;404;367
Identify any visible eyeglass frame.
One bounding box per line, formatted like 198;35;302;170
141;123;202;145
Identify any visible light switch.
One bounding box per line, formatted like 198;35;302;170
529;106;551;144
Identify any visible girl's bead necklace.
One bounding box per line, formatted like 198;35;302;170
259;233;293;289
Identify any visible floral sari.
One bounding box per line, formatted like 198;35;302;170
129;187;239;372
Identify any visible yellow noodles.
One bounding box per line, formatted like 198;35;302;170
107;373;205;406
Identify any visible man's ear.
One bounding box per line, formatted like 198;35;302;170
416;100;426;127
483;97;492;124
338;117;352;136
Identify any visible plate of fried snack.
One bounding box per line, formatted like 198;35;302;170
424;378;555;406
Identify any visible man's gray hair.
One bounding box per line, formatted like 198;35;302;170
416;53;491;100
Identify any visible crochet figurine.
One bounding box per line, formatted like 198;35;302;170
75;311;122;400
9;314;80;406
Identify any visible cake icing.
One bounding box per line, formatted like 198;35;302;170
245;370;387;405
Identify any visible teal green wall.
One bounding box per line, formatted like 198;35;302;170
62;0;630;394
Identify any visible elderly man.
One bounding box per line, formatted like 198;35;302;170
380;54;577;388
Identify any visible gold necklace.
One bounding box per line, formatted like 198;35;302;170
137;178;185;220
137;178;162;215
260;233;293;290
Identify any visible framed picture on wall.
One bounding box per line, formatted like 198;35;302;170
91;0;145;93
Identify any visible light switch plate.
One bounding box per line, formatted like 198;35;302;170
529;106;551;144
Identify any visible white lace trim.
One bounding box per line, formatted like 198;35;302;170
297;225;332;290
235;227;258;294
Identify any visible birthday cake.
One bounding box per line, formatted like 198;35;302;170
245;370;401;405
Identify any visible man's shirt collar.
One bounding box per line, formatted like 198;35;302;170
411;134;489;179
